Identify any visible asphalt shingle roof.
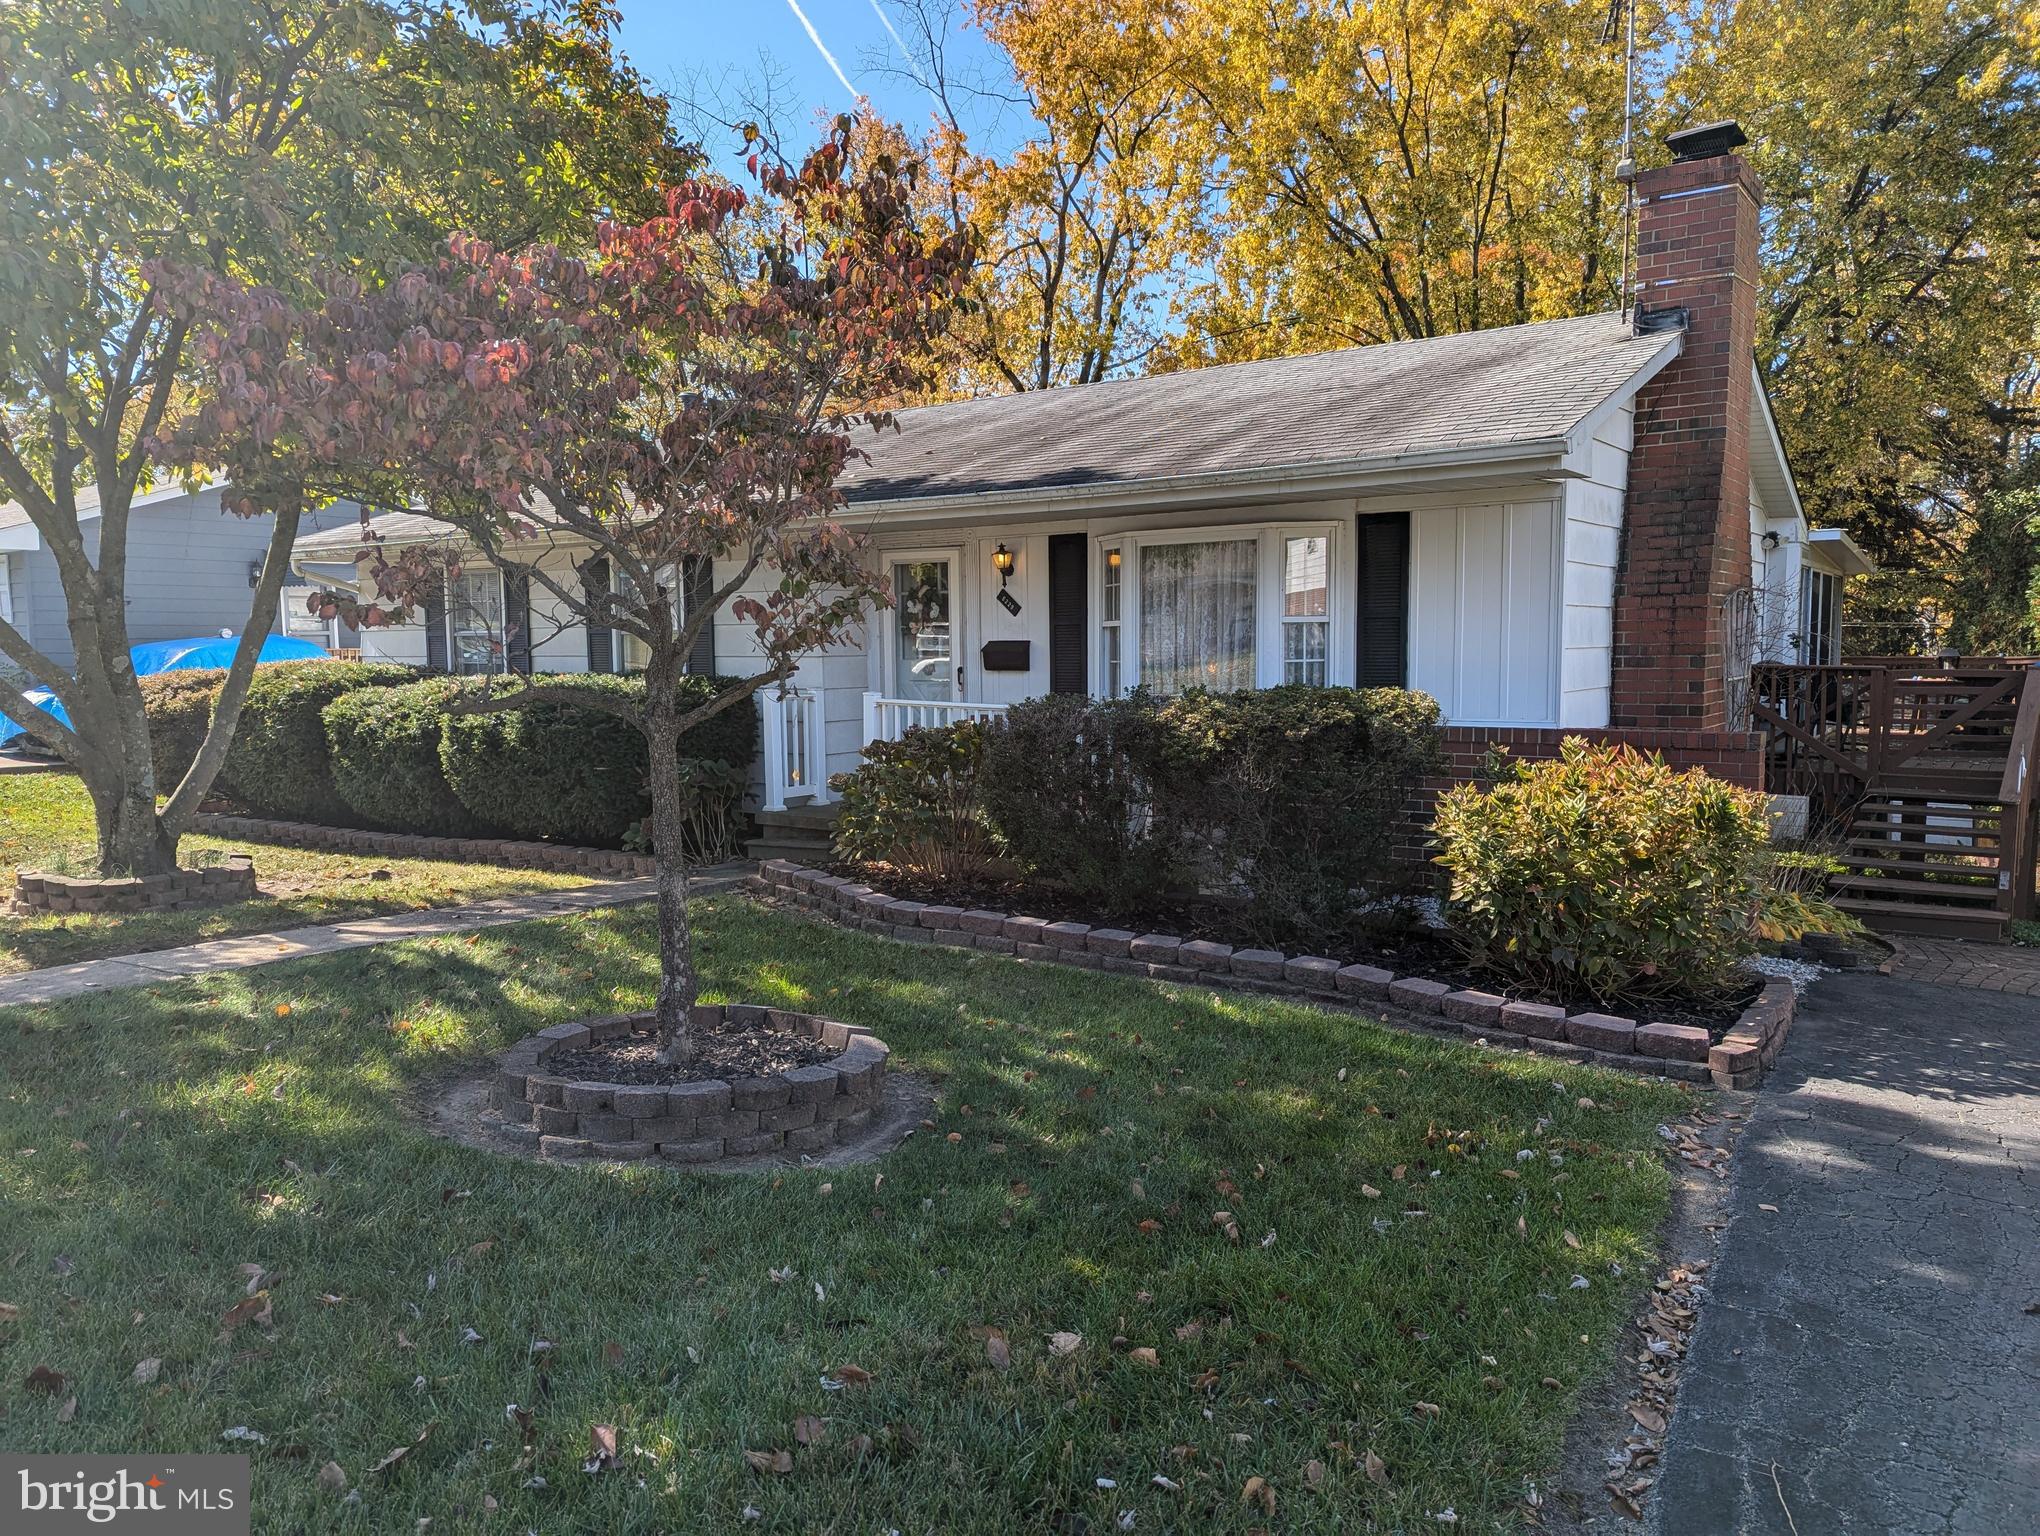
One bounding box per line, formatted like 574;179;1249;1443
839;311;1677;504
293;311;1678;553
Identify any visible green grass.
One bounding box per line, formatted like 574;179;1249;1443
0;772;588;974
0;897;1692;1532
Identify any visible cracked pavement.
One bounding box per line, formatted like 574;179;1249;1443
1651;971;2039;1534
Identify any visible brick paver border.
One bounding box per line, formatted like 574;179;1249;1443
483;1005;891;1163
753;861;1797;1090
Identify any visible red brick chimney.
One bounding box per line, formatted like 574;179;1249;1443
1609;121;1763;732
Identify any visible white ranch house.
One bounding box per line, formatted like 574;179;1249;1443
291;123;1870;813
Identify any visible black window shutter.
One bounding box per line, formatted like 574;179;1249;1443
582;556;614;674
682;555;715;676
1355;512;1410;688
1046;533;1087;694
423;584;448;672
504;570;534;675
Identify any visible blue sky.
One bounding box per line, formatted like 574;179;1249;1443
615;1;1013;167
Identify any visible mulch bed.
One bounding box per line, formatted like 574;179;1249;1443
547;1020;832;1085
836;862;1760;1037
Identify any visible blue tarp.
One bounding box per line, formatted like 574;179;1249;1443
0;633;331;747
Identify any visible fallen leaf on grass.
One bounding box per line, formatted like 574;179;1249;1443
369;1423;433;1474
826;1364;872;1387
1364;1449;1390;1488
0;1301;19;1322
1174;1319;1203;1342
983;1330;1011;1370
1047;1331;1083;1358
793;1414;827;1446
1360;1184;1382;1200
583;1424;619;1473
1563;1230;1582;1249
1212;1211;1241;1242
1127;1347;1159;1368
1304;1459;1326;1488
1241;1476;1276;1515
220;1293;272;1335
743;1448;792;1475
316;1461;347;1493
1413;1401;1442;1418
25;1364;65;1394
132;1358;161;1385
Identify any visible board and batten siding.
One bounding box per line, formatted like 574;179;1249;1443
1407;497;1564;727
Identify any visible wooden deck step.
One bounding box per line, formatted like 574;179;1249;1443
1836;853;1998;879
1829;872;2001;904
1831;896;2009;942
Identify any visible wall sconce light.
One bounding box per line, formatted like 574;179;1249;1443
1106;549;1121;569
1760;530;1780;551
991;542;1016;589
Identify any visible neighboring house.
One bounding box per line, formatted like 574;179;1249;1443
296;120;1872;809
0;480;364;684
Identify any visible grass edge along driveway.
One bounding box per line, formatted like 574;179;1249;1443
0;897;1691;1533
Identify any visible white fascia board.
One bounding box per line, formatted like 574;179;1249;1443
839;438;1579;529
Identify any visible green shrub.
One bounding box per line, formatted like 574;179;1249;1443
322;678;501;838
977;692;1180;903
1154;685;1443;943
832;719;996;881
438;674;757;847
217;660;416;822
139;668;225;790
624;759;750;865
1433;738;1771;1005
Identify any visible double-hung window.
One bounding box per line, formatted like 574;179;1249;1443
1101;524;1341;695
611;563;678;673
448;568;505;675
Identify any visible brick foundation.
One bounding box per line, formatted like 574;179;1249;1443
191;812;654;880
11;856;258;915
481;1005;891;1163
753;861;1795;1091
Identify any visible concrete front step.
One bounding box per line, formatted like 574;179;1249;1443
756;803;841;833
747;838;833;867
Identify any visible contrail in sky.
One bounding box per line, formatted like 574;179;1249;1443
866;0;942;106
782;0;860;99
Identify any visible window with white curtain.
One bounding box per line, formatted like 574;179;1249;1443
1104;525;1340;695
449;568;504;675
1281;535;1329;686
1139;538;1258;694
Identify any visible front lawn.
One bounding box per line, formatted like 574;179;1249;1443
0;773;590;974
0;898;1690;1532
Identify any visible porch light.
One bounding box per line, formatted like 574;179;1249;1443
991;542;1016;589
1106;549;1121;569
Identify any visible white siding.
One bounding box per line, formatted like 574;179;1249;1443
1409;497;1564;726
1557;403;1629;726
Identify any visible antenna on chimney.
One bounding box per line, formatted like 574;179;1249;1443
1601;0;1639;321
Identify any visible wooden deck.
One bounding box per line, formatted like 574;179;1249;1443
1752;657;2040;941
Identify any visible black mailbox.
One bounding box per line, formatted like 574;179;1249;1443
980;640;1031;672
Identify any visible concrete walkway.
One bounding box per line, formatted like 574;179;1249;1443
1652;971;2040;1534
0;870;744;1007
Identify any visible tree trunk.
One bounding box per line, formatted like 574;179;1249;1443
89;765;179;876
645;678;699;1064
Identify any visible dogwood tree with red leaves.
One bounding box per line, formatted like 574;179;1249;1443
158;121;973;1059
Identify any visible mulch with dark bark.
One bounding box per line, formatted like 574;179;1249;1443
547;1019;831;1085
835;863;1759;1036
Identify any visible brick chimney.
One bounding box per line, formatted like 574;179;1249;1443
1609;121;1763;732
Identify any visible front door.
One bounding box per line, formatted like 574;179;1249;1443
889;553;960;700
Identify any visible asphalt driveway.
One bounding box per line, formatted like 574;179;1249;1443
1651;970;2039;1533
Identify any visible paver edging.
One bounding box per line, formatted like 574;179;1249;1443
11;856;257;915
484;1003;890;1163
753;860;1787;1089
190;811;654;880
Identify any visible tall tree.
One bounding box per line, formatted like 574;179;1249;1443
0;0;689;874
159;123;972;1060
872;0;1206;391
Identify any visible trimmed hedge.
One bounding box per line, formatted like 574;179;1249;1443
218;660;418;823
322;678;500;838
437;674;758;847
138;668;227;790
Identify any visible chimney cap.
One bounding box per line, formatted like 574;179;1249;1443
1665;120;1748;162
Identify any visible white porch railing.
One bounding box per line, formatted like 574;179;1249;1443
758;682;829;813
862;691;1009;745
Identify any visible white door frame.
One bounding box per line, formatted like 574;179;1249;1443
877;545;967;700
